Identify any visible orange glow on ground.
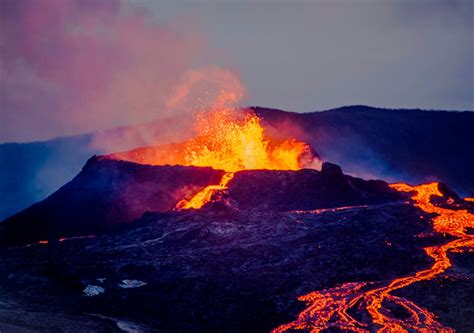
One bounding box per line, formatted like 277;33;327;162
273;182;474;333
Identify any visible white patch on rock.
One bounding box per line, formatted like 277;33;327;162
208;222;238;236
118;280;147;289
83;285;105;296
116;320;146;333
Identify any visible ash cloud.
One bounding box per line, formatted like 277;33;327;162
0;0;245;144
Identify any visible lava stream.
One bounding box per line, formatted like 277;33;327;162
176;172;235;209
273;182;474;333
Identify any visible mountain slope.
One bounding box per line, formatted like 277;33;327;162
1;106;472;220
1;158;401;245
0;157;223;245
0;116;194;220
253;106;474;196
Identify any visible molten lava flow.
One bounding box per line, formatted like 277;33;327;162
273;182;474;333
175;108;317;209
465;197;474;202
176;172;235;209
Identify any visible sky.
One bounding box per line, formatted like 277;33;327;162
0;0;473;143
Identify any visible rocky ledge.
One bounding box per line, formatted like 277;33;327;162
1;156;403;245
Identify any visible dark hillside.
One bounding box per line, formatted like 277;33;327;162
253;106;474;196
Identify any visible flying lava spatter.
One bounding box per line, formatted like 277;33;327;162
175;108;317;209
273;182;474;333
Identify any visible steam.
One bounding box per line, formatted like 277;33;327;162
167;65;246;113
0;0;246;145
89;64;246;152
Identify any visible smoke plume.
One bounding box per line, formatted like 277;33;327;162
0;0;245;144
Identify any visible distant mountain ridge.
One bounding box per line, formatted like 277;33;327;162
1;105;472;220
252;105;474;197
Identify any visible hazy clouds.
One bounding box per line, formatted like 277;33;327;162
148;0;473;112
0;0;244;142
1;0;472;142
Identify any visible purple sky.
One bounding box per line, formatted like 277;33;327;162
1;0;473;143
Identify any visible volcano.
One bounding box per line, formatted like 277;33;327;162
0;109;473;332
2;105;473;221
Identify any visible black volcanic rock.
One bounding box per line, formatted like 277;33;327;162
0;157;470;332
0;203;471;332
225;163;402;211
1;156;224;245
1;157;403;245
321;161;344;177
437;182;461;200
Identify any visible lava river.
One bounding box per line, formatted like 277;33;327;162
273;182;474;333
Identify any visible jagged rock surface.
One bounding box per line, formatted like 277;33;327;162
0;201;473;332
0;157;224;245
1;158;402;245
226;162;401;211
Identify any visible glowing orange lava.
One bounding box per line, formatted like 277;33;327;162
176;172;235;209
25;235;96;247
184;109;314;172
107;106;318;210
174;108;318;209
273;182;474;333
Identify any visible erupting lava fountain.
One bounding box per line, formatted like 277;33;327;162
109;106;321;209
